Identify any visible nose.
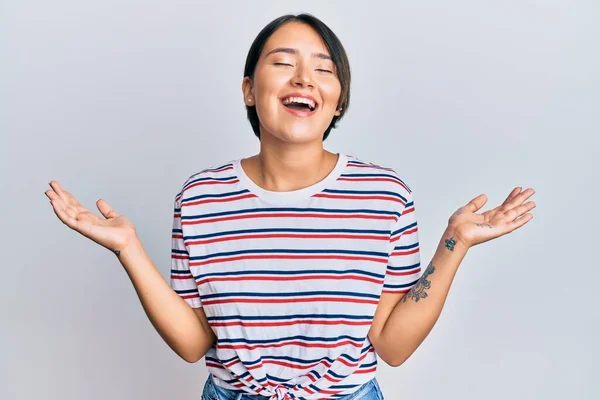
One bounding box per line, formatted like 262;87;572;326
291;62;314;89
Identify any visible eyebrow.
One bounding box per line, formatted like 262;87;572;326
265;47;332;61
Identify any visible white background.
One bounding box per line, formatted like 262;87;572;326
1;1;598;398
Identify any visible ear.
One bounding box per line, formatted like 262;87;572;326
242;77;254;107
334;106;342;116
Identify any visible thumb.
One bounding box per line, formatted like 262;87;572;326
465;194;488;213
96;199;120;219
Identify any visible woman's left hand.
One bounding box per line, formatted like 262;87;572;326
449;187;536;249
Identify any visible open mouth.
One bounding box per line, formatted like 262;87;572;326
281;96;317;112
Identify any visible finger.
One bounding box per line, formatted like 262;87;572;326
45;189;60;201
96;199;120;219
50;199;80;230
507;188;536;207
49;181;70;203
502;201;536;222
49;181;82;210
502;187;522;205
506;213;534;231
464;194;488;213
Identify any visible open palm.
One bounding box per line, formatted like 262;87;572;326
45;181;138;254
449;187;536;248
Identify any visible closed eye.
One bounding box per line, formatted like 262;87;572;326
274;62;293;67
316;69;333;74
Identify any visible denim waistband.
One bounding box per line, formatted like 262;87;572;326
203;374;382;400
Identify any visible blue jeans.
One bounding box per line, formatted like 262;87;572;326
201;374;384;400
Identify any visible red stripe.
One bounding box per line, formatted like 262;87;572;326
218;339;363;351
198;274;383;285
318;348;374;385
382;288;411;294
390;247;419;257
387;268;421;276
319;389;344;395
185;193;256;207
202;297;379;306
203;165;233;173
338;177;409;192
170;274;193;280
347;163;395;172
390;226;418;243
186;179;239;191
188;233;387;245
354;366;377;374
313;193;404;204
190;254;386;267
252;358;331;371
324;374;341;383
211;319;372;328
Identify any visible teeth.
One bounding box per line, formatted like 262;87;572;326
282;96;316;109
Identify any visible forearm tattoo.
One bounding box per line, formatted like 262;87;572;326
445;236;456;251
402;261;435;303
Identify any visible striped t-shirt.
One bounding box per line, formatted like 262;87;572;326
170;153;421;400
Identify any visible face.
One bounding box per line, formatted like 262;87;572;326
242;22;342;144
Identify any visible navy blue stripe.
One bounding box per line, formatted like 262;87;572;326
387;262;421;271
185;227;390;240
174;288;198;295
392;220;417;236
242;353;363;365
383;278;420;289
182;189;251;203
218;334;365;345
202;163;233;173
198;269;385;279
183;175;237;190
361;344;373;354
183;207;399;220
191;248;389;261
360;360;377;368
392;242;419;251
207;313;373;321
340;173;400;179
321;189;406;200
329;384;361;390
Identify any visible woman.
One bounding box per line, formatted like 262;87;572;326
45;13;535;400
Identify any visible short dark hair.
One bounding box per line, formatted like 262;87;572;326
243;13;351;141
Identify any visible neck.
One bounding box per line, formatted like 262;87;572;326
244;139;339;192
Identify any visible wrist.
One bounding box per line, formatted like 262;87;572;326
117;236;145;266
442;226;470;251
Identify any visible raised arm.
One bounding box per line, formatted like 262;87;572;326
118;238;215;362
45;180;215;363
369;187;535;366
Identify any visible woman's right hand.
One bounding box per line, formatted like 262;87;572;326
45;181;139;256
